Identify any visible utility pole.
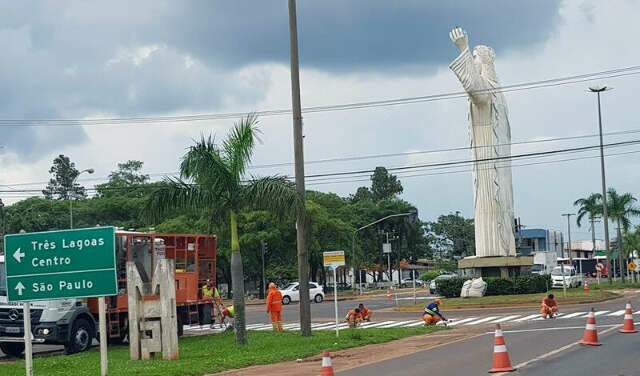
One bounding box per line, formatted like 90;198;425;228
288;0;311;336
589;86;613;283
589;217;600;256
562;213;575;266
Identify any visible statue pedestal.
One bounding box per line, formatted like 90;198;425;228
458;255;533;278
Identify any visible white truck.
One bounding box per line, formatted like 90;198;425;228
0;254;98;357
532;251;557;275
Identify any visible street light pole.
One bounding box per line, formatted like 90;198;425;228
562;213;575;265
351;211;417;295
261;240;267;300
69;168;94;229
590;86;613;283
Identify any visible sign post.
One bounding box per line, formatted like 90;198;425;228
323;251;345;338
4;227;116;376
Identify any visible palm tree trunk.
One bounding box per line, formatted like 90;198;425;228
229;210;247;345
618;220;625;283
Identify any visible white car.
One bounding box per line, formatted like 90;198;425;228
400;278;424;288
429;274;457;294
551;266;581;288
280;282;325;304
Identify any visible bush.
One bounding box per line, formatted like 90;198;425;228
436;278;466;298
437;274;550;298
419;271;440;282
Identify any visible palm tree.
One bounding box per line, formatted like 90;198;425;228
146;115;300;345
606;188;640;283
574;193;602;256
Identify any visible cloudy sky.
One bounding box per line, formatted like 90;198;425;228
1;0;639;241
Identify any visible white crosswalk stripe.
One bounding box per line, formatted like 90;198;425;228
378;320;416;328
607;310;626;317
463;316;499;326
533;313;565;321
447;317;479;326
513;314;540;322
489;315;521;323
404;320;427;327
359;321;396;329
560;312;586;319
577;310;609;318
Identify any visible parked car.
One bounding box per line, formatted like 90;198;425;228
551;266;581;288
279;282;325;304
429;274;457;294
400;278;425;288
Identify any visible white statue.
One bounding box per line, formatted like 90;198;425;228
449;27;516;257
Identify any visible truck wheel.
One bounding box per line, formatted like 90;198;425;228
0;342;25;357
64;318;93;354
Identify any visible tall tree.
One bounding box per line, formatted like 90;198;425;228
574;193;603;255
607;188;640;282
96;160;150;197
427;212;475;258
42;155;86;200
370;167;403;201
145;115;299;345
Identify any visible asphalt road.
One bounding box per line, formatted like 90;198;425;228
339;297;640;376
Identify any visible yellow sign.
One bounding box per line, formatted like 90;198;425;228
629;261;637;272
323;251;345;268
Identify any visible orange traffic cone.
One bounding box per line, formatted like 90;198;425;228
488;324;516;373
619;302;637;333
320;351;335;376
583;281;590;294
386;289;392;301
580;308;602;346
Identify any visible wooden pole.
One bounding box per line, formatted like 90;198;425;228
98;297;108;375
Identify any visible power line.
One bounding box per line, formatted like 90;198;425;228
0;65;639;127
1;139;638;195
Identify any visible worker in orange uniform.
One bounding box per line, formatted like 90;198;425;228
358;303;372;322
423;299;447;325
540;293;558;319
266;282;284;332
345;308;362;328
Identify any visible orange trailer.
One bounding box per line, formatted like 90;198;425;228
87;231;217;341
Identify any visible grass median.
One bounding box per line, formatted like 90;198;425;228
396;288;620;312
0;326;445;376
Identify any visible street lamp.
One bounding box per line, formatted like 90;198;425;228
69;168;94;229
351;210;418;294
589;85;613;283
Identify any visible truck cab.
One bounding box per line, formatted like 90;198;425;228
0;254;97;356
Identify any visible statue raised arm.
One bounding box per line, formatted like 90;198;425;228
449;27;492;104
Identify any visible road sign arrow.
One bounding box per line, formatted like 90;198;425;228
15;282;25;296
13;248;25;263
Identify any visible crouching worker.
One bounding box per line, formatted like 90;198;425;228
220;305;235;330
358;303;372;322
345;308;362;328
540;293;558;319
423;299;447;326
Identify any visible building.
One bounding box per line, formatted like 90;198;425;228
517;228;563;256
566;240;605;260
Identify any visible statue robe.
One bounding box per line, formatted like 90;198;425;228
450;47;516;257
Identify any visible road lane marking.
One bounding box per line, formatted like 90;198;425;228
532;313;566;321
447;317;479;326
607;310;626;316
358;321;396;329
578;310;609;317
312;323;340;331
463;316;499;326
559;312;586;319
494;324;622;375
489;315;521;323
513;314;540;322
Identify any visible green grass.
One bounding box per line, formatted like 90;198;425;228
397;288;619;312
0;327;444;376
588;281;640;290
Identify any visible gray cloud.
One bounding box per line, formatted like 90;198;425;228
0;1;561;158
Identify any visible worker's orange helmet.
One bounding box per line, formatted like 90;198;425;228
434;298;442;305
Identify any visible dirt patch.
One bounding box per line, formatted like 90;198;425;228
210;327;487;376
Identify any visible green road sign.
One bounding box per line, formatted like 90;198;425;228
3;227;117;302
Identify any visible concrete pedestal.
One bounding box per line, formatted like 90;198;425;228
458;255;534;278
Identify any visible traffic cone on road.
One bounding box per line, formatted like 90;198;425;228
386;289;392;301
619;302;637;333
583;281;590;294
320;351;335;376
580;308;602;346
488;324;516;373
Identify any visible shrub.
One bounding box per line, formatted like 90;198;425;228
485;278;515;296
419;271;440;282
436;277;466;298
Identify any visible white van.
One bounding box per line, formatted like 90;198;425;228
551;266;581;288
